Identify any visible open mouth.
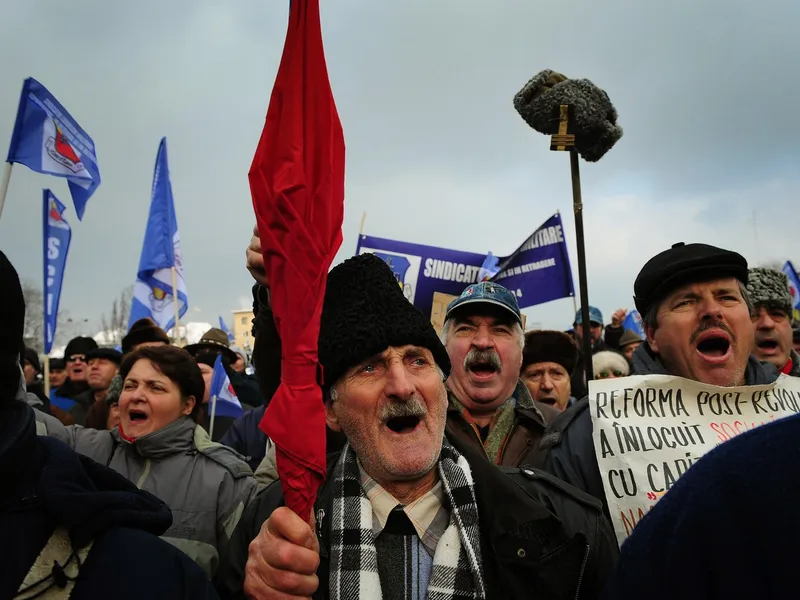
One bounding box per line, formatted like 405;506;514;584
385;415;421;434
695;332;731;360
757;339;779;352
468;362;498;378
538;397;557;406
128;410;148;423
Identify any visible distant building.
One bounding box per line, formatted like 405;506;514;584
231;309;255;352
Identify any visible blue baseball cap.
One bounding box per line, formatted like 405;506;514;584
574;306;603;326
445;282;523;325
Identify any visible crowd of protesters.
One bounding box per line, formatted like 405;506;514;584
3;236;799;599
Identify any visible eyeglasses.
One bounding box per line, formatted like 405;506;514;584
597;370;625;379
66;355;87;363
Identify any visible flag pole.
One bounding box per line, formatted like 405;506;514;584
43;355;50;398
209;393;218;440
171;266;181;346
359;211;367;235
0;162;14;221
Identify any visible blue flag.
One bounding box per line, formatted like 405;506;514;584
219;316;236;342
357;212;574;316
622;309;645;339
209;355;243;421
128;138;188;331
7;78;100;220
782;261;800;322
42;190;71;355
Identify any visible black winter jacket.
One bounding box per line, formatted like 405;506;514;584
542;344;780;515
215;435;618;600
1;399;219;600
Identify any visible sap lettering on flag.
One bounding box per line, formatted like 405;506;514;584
42;190;71;355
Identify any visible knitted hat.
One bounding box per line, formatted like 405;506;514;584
64;336;98;359
522;330;578;375
0;251;25;358
592;351;630;378
318;253;451;391
746;268;793;317
121;318;170;354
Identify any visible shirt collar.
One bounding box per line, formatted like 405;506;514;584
357;459;449;557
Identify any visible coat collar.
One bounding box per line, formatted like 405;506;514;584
115;416;196;460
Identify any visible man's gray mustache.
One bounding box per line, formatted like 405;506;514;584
464;348;502;372
379;396;427;421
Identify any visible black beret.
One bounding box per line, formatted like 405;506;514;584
522;330;578;375
86;347;123;365
24;347;41;373
319;253;451;392
633;243;748;317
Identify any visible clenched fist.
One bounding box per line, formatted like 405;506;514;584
244;507;320;599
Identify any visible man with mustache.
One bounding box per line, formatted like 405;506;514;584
541;243;779;511
441;282;561;469
215;253;618;600
746;267;800;377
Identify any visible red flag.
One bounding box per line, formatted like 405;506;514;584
248;0;345;521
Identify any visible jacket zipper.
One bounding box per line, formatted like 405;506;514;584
135;458;152;489
316;508;327;558
573;543;590;599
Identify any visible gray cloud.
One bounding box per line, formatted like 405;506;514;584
1;0;798;341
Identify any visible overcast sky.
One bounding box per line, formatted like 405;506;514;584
1;0;798;342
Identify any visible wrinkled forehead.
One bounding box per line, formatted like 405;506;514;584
660;277;743;305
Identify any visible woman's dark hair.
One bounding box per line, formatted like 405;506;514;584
119;345;204;419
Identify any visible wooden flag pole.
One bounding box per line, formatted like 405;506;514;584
551;104;594;386
171;266;181;346
0;162;14;221
43;355;50;398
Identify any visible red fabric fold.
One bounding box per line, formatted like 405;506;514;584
249;0;345;519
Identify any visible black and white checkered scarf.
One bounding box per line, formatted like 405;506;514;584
329;439;486;600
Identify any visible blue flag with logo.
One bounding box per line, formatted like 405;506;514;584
128;138;188;332
42;190;71;355
7;78;100;220
623;309;645;338
782;261;800;322
357;212;575;316
209;354;243;420
219;316;235;342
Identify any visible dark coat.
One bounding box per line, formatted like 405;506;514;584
220;405;267;471
601;410;800;599
542;344;780;516
215;435;618;600
1;399;220;600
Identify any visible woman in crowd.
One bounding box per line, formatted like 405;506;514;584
37;345;258;579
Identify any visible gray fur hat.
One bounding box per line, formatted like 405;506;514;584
513;69;623;162
746;268;793;317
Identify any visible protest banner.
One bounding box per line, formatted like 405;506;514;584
357;212;574;316
590;374;800;546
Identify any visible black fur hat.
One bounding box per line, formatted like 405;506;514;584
319;253;451;392
522;330;578;375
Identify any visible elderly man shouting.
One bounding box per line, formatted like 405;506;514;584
215;254;617;600
542;242;779;508
441;282;559;469
746;267;800;377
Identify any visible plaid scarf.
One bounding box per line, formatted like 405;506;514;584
329;440;486;600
